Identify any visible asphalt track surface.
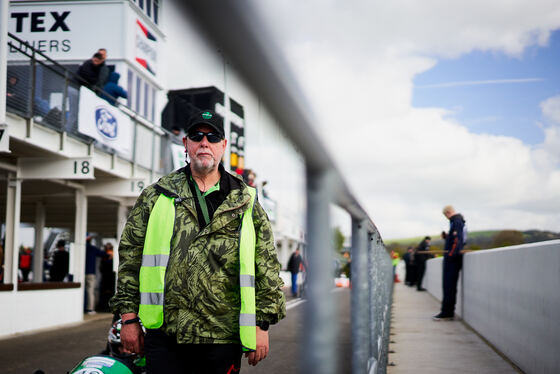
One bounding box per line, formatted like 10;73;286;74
0;288;351;374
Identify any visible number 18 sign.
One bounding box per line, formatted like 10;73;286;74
18;157;94;180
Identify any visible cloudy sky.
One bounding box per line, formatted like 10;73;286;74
244;0;560;239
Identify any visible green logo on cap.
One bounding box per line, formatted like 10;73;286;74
202;112;212;120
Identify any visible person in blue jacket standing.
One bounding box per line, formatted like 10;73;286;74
101;72;128;105
434;205;466;321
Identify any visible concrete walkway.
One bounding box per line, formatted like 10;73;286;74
388;282;518;374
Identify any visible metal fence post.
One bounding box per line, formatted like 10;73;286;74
303;167;336;374
368;233;379;373
351;218;370;373
61;70;68;131
28;48;36;119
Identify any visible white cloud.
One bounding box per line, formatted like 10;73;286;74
416;78;544;88
247;0;560;238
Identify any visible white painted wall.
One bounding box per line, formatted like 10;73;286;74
424;240;560;374
161;0;307;244
0;287;83;337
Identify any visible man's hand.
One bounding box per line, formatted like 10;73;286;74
244;327;269;366
120;313;144;355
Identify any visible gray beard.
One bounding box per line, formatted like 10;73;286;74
191;157;216;175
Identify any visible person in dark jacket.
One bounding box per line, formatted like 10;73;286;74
96;48;110;91
76;52;104;87
101;72;128;105
434;205;466;320
50;240;69;282
402;246;416;287
415;236;432;291
287;248;304;297
85;234;107;314
98;243;116;312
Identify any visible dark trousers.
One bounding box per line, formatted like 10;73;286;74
145;330;243;374
416;262;426;289
441;258;462;316
405;264;416;285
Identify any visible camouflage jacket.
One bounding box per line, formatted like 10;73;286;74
111;167;286;344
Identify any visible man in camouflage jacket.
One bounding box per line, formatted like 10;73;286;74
111;110;286;373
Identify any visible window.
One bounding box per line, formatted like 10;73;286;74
144;81;149;118
127;69;133;108
136;76;141;113
151;87;156;122
127;68;157;122
133;0;159;25
153;1;159;24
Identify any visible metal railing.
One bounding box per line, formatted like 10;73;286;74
5;32;179;175
178;2;393;373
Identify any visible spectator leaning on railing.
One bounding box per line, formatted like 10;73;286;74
101;72;128;106
76;52;104;88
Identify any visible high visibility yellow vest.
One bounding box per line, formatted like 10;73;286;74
138;188;258;351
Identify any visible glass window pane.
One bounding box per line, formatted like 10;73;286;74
127;69;133;108
151;87;156;122
136;76;141;113
154;1;159;24
144;82;149;118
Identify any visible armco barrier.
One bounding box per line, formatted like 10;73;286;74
425;240;560;374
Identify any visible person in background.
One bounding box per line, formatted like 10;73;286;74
402;246;416;287
98;243;116;312
6;74;26;113
96;48;110;91
101;72;128;106
247;170;257;187
287;248;304;297
433;205;466;321
391;250;400;283
50;240;69;282
76;52;104;88
85;234;107;315
415;236;432;291
19;246;32;282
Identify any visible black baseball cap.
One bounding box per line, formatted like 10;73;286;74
185;110;224;138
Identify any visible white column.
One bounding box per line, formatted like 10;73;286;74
32;202;46;282
0;0;8;124
74;188;87;283
282;237;290;268
114;203;129;272
4;174;21;285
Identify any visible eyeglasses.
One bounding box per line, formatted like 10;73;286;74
187;131;223;143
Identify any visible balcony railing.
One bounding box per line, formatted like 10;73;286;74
6;32;180;174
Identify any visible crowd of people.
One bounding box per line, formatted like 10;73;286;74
14;235;117;314
402;236;433;291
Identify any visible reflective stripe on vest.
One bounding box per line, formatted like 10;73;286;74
138;194;175;329
239;187;257;351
